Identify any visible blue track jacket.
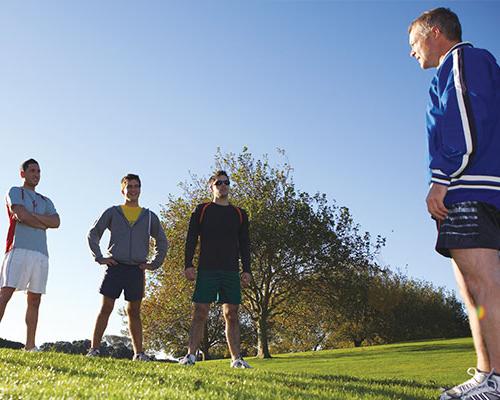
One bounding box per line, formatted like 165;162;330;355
427;42;500;209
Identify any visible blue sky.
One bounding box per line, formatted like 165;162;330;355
1;1;499;346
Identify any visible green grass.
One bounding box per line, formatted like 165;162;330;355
0;338;476;399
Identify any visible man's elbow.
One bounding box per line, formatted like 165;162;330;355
51;215;61;229
11;206;28;223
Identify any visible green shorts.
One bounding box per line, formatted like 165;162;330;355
192;270;241;305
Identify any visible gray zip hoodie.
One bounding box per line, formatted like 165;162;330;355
88;206;168;270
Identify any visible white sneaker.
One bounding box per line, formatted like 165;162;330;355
440;368;488;399
24;346;41;353
462;371;500;400
231;357;252;369
133;352;150;361
86;348;101;357
178;354;196;366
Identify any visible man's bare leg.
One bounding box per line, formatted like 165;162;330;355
187;303;209;355
223;303;240;360
451;248;500;370
127;300;143;354
91;296;115;349
25;292;41;350
452;260;490;371
0;287;15;322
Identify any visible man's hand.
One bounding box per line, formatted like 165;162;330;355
98;258;118;267
184;267;196;281
10;205;47;230
139;263;153;271
241;272;252;288
426;183;449;220
32;213;60;229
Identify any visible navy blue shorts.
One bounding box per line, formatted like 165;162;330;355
99;263;145;302
436;201;500;258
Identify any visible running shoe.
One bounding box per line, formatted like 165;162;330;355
24;346;41;353
178;354;196;366
133;352;151;361
462;371;500;400
440;368;488;399
231;357;252;369
86;348;101;357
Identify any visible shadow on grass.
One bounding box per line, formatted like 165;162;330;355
248;370;437;400
182;366;440;399
0;355;105;379
396;343;473;353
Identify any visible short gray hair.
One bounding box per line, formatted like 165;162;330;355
409;8;462;42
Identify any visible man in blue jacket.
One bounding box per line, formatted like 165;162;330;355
409;8;500;400
87;174;168;361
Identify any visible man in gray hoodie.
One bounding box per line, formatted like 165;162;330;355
87;173;167;360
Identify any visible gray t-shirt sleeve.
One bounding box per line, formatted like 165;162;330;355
6;187;22;207
45;198;57;215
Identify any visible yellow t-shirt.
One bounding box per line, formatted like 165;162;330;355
121;205;142;226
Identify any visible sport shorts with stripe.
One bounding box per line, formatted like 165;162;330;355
435;201;500;258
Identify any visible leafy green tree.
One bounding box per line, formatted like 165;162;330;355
142;148;383;358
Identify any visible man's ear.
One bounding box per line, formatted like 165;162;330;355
430;25;442;39
20;170;26;179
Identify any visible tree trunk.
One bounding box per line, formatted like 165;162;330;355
257;316;272;358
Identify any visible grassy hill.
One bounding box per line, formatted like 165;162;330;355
0;337;475;399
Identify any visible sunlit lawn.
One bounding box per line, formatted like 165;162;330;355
0;337;474;399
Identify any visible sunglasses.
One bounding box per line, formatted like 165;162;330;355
214;179;230;186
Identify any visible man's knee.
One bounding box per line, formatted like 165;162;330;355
452;249;500;294
127;302;141;319
100;300;115;316
223;305;238;323
193;304;209;323
0;288;15;305
27;293;41;309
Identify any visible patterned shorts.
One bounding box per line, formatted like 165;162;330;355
435;201;500;258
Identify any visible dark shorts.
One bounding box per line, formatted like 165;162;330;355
99;263;145;302
436;201;500;258
192;270;241;305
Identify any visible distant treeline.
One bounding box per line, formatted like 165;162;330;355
0;338;24;350
0;336;136;360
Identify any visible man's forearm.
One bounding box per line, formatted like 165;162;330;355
32;213;60;229
17;214;47;229
11;205;48;229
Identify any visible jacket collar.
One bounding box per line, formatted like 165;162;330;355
438;41;473;69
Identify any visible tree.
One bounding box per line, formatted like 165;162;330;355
142;148;382;358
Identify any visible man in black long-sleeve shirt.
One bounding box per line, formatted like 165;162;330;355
179;170;252;368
